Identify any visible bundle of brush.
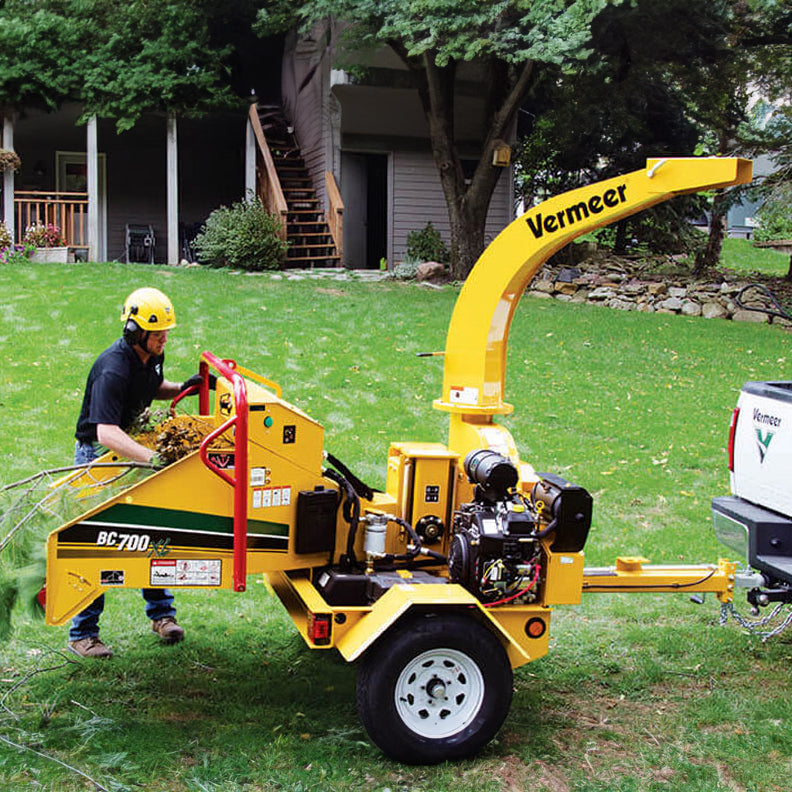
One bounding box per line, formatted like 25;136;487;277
0;413;228;636
130;409;228;464
0;464;149;638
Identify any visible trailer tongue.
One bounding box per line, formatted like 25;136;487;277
43;157;763;764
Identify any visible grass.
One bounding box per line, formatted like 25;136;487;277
1;261;792;790
719;238;790;278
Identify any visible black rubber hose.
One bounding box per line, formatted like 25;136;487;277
323;468;361;570
325;452;376;501
388;516;422;557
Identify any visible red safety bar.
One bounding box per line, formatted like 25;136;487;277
197;352;249;592
169;362;212;416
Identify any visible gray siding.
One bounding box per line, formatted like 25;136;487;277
281;29;332;208
391;149;513;262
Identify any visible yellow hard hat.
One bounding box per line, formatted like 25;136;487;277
120;287;176;331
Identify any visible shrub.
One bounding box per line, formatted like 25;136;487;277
390;255;421;280
406;222;449;264
755;186;792;243
22;223;64;247
0;221;11;251
193;197;288;271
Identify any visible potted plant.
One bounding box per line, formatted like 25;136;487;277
23;223;72;263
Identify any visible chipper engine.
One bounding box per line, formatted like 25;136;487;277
43;157;764;764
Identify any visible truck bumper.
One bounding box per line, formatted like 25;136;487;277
713;495;792;586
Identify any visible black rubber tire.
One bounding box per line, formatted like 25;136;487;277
356;612;513;764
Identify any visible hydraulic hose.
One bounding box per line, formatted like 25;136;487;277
323;467;361;570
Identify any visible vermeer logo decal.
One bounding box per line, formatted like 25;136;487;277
525;184;628;239
753;408;781;463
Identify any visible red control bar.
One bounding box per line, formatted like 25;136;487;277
198;351;249;592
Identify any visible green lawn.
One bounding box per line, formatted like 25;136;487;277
720;237;790;277
2;262;792;791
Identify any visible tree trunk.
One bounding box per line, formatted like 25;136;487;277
694;189;728;276
448;200;487;280
394;46;536;280
613;220;628;255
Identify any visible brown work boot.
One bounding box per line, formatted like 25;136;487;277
68;636;113;658
151;616;185;644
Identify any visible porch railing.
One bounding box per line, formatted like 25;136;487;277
14;191;89;246
325;171;344;260
248;104;289;239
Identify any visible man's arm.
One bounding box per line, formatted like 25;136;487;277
96;423;157;464
155;379;182;400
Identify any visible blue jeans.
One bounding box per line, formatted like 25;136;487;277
69;440;176;641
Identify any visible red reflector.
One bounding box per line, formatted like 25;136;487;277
308;613;332;646
525;617;546;639
728;408;739;473
36;584;46;612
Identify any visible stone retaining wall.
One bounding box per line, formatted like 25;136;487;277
528;260;782;325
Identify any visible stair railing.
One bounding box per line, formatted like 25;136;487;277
325;171;344;263
248;104;289;240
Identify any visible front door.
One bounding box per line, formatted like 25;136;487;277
340;152;388;269
56;151;107;258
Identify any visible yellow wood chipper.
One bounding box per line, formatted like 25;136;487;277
44;157;756;764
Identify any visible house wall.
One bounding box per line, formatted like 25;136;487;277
391;149;512;263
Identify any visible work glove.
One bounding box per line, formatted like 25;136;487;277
149;452;170;470
181;372;217;392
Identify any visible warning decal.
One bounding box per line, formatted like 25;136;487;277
150;559;222;586
449;386;479;406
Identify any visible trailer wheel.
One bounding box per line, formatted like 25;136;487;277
356;613;513;764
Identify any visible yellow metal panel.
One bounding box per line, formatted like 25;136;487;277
334;583;480;661
484;607;552;667
542;549;585;606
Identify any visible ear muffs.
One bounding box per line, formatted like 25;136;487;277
123;319;144;346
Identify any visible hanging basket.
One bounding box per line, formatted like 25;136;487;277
0;148;20;173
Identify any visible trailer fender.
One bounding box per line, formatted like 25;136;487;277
335;582;551;669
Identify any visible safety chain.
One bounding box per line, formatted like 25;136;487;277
720;601;792;642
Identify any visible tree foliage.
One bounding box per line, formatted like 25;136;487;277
516;0;744;258
80;0;242;130
0;1;86;113
0;0;253;127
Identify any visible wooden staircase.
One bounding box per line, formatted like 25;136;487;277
255;106;342;269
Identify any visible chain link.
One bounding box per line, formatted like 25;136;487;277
720;601;792;641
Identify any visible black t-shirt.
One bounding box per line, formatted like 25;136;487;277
75;338;165;443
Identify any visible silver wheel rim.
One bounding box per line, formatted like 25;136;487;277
394;647;485;739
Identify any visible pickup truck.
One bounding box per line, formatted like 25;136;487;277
713;287;792;612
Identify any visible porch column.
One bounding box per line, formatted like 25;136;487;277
86;116;100;261
166;112;178;265
2;114;15;241
245;116;256;199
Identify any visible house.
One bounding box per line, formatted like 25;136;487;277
1;25;514;269
278;23;514;269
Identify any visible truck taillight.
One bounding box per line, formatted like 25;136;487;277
728;408;739;472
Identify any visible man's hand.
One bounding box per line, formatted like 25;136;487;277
180;373;217;392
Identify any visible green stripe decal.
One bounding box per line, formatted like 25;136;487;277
84;503;289;537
